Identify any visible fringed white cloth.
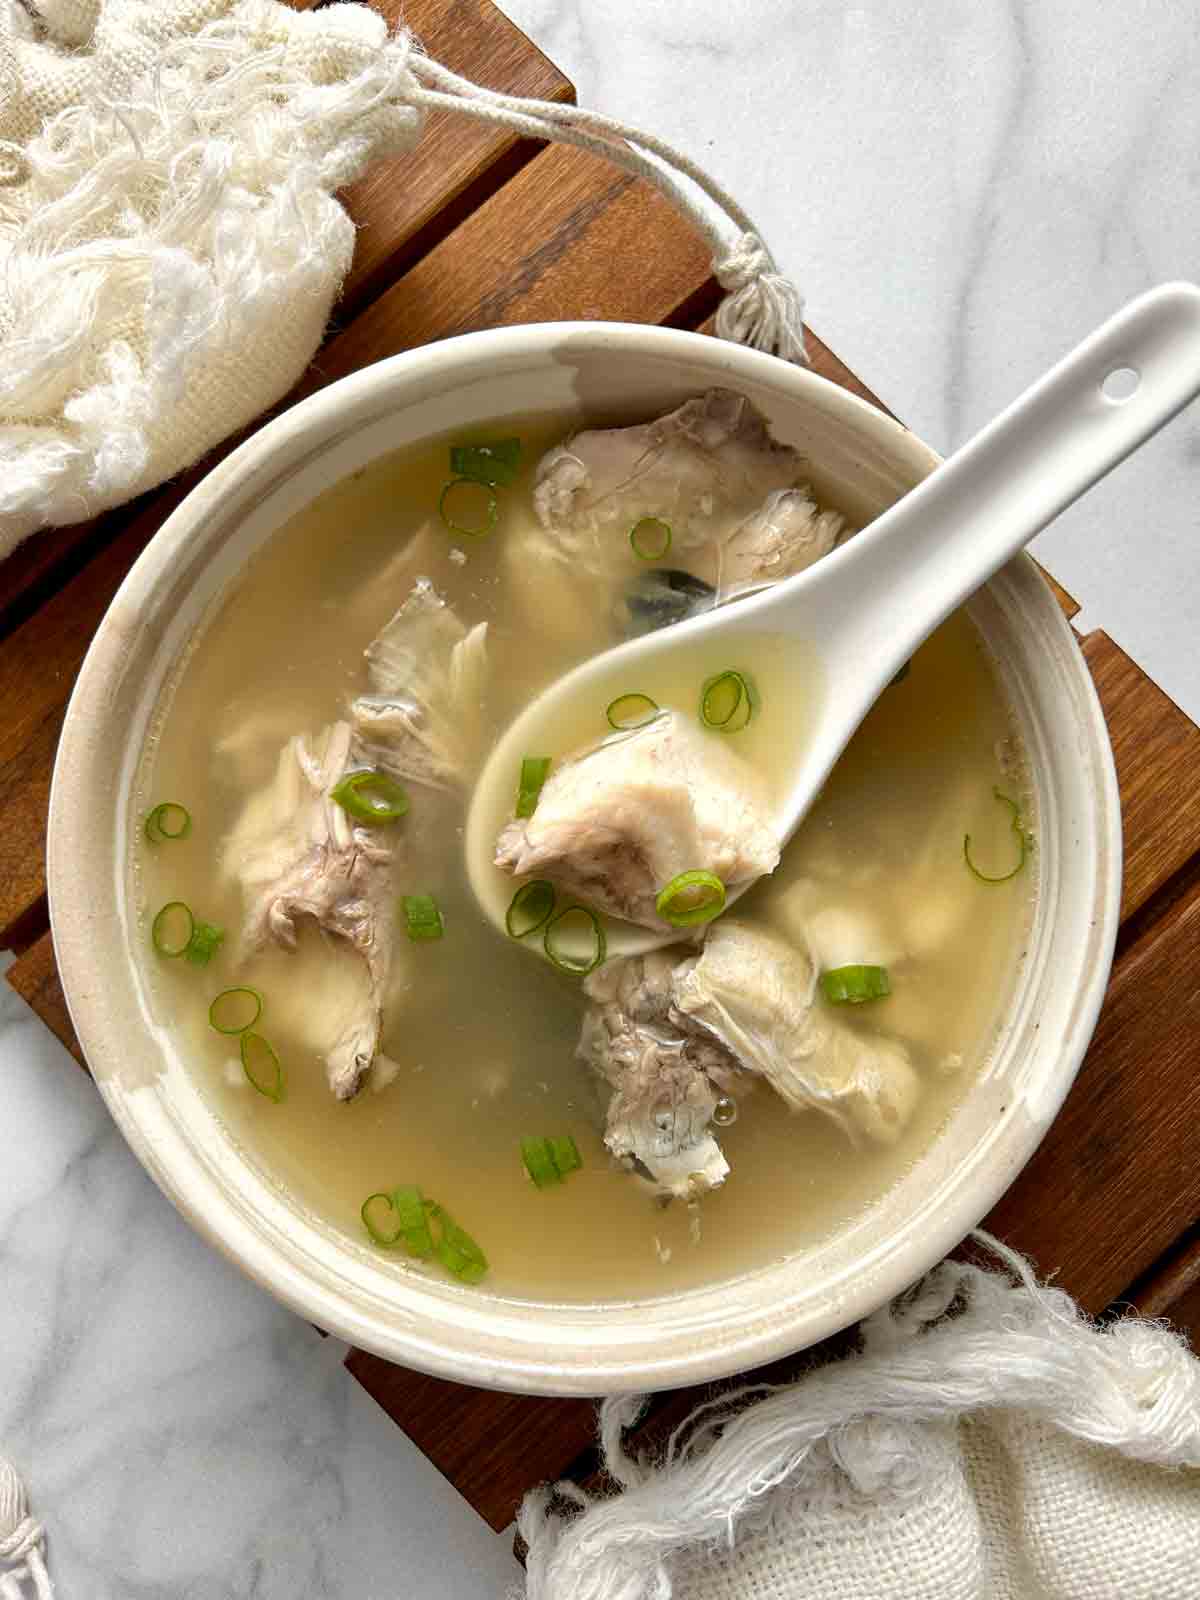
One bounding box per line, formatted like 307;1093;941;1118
516;1233;1200;1600
0;0;805;561
0;1456;51;1600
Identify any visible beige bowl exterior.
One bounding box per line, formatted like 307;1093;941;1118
48;324;1121;1395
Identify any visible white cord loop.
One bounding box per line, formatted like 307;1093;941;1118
0;1458;53;1600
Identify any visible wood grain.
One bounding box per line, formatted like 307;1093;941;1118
982;875;1200;1312
344;1352;596;1530
306;141;714;389
337;0;573;315
6;930;80;1064
1130;1232;1200;1323
1081;630;1200;921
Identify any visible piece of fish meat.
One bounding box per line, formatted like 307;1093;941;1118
494;711;780;929
221;720;397;1100
671;919;920;1146
533;388;846;589
580;952;738;1197
352;575;488;791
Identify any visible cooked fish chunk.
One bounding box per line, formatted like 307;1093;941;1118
494;712;780;929
671;919;920;1146
533;390;847;596
221;720;398;1100
718;486;844;599
352;576;488;791
580;954;736;1198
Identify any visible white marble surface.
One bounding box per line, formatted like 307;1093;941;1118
4;2;1200;1594
0;965;519;1599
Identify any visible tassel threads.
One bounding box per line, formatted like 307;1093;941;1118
0;1454;52;1598
714;232;807;365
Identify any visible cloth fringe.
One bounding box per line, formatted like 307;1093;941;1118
514;1232;1200;1600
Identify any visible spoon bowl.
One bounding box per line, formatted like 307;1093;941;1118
468;282;1200;959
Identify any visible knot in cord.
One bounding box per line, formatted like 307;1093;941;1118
0;1457;53;1599
714;232;807;364
0;1518;43;1566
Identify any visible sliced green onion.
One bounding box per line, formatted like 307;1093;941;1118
240;1031;284;1102
700;670;753;732
393;1185;435;1257
521;1136;561;1188
820;965;891;1004
629;516;672;561
184;921;224;967
506;880;556;939
144;802;191;844
403;893;444;941
964;788;1032;885
515;755;551;819
606;692;660;731
439;477;499;537
331;769;409;825
449;437;522;487
208;987;263;1034
426;1202;488;1283
655;869;726;928
544;905;606;975
361;1191;406;1248
548;1134;582;1177
151;900;194;958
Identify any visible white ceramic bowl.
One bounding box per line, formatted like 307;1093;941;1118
49;324;1121;1396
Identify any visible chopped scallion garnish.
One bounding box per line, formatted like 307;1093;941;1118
655;869;726;928
506;880;556;939
515;755;551;819
144;802;192;844
151;900;194;958
184;921;224;966
606;692;659;731
543;905;606;975
449;437;522;487
964;789;1032;884
629;516;672;561
361;1192;406;1248
426;1202;488;1283
521;1135;583;1188
392;1185;435;1258
208;987;263;1034
699;670;753;732
331;769;409;825
819;965;891;1004
439;477;499;537
240;1031;284;1102
403;894;444;941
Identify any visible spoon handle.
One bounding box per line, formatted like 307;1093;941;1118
774;281;1200;685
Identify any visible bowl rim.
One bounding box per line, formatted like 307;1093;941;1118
48;321;1123;1394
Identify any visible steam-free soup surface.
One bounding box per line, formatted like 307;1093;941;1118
136;403;1034;1300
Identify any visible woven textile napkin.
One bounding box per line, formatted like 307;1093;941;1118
0;0;421;560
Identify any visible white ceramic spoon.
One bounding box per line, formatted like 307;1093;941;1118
466;282;1200;959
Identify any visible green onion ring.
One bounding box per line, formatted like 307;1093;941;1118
144;802;192;844
184;921;224;967
240;1031;284;1102
543;905;606;975
426;1202;488;1283
392;1185;435;1258
361;1192;405;1247
439;477;499;538
515;755;551;819
700;670;753;732
548;1134;582;1177
629;516;672;561
208;987;263;1034
521;1136;561;1188
330;769;409;825
655;869;727;928
606;692;660;731
506;880;556;939
819;965;892;1004
964;789;1032;884
151;900;194;958
403;893;444;941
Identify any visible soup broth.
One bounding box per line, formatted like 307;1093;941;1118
135;407;1035;1301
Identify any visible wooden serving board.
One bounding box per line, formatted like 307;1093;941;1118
4;0;1199;1535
